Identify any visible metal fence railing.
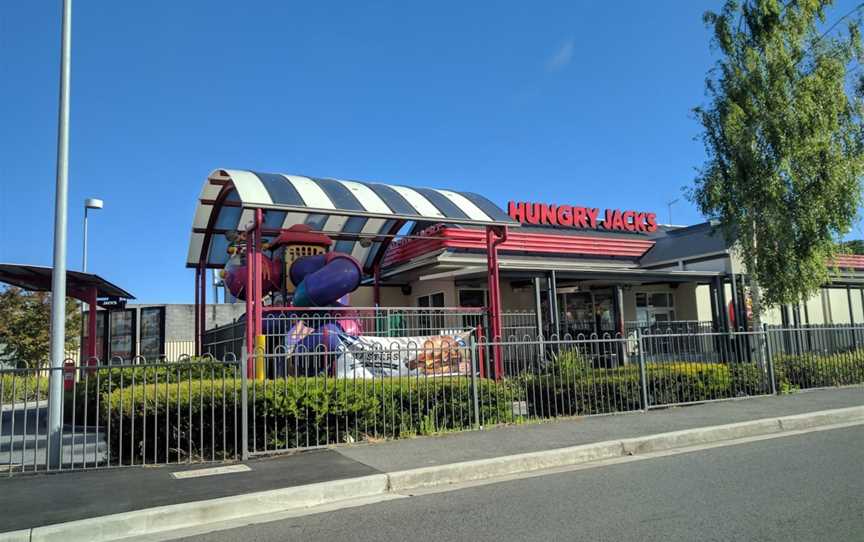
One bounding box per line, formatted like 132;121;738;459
501;311;539;340
60;341;197;367
638;330;772;407
3;324;862;474
625;320;716;336
248;338;480;454
1;356;242;474
203;308;537;359
766;326;864;391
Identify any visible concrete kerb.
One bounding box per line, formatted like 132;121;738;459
387;440;624;491
619;418;782;455
28;474;390;542
0;530;31;542
4;406;863;542
777;406;864;430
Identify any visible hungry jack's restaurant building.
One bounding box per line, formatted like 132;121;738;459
188;169;864;362
355;200;864;338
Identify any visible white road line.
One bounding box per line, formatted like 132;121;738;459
171;464;251;479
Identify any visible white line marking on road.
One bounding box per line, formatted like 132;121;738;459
171;464;251;479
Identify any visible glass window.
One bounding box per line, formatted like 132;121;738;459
650;293;673;308
108;309;136;361
416;293;446;332
458;289;486;307
417;293;445;308
635;291;676;327
637;292;673;308
110;310;132;335
139;307;165;360
562;293;594;329
82;310;108;360
594;294;615;331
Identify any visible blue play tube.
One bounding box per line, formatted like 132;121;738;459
289;253;327;288
292;254;362;307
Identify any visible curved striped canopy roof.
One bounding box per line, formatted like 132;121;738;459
187;169;516;271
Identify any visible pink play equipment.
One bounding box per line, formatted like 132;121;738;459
219;223;364;372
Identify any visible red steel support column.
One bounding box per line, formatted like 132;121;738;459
254;209;264;341
245;229;254;375
86;286;97;361
194;267;201;356
199;263;207;355
485;225;507;379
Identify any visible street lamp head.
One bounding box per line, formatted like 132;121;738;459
84;198;104;210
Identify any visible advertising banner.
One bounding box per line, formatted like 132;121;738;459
334;331;473;378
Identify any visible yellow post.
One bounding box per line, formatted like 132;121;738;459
255;334;266;381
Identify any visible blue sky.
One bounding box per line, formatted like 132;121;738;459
2;1;861;303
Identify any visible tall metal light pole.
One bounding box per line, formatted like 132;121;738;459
82;198;103;272
48;0;73;468
81;198;103;370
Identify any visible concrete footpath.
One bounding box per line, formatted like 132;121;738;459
0;387;861;542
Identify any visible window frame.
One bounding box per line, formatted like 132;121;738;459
457;288;487;308
139;306;166;360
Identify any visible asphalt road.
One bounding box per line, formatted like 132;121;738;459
177;425;864;542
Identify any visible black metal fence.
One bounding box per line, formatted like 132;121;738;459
203;308;538;365
0;358;242;473
3;324;862;474
766;326;864;391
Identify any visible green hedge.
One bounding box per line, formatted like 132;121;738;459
518;359;769;416
67;361;241;425
35;347;864;464
97;360;773;463
1;372;50;404
101;377;517;463
773;349;864;390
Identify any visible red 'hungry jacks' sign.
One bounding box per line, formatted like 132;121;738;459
508;201;657;233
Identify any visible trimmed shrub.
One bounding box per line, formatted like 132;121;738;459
68;361;240;425
544;349;592;376
101;376;517;464
519;370;643;416
520;361;770;416
1;372;50;404
773;349;864;389
89;349;864;465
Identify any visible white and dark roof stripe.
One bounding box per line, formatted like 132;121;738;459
188;169;516;269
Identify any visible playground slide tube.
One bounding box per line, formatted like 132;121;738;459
292;254;362;307
289;253;327;288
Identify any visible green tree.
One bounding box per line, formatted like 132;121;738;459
692;0;864;319
0;287;81;368
840;238;864;254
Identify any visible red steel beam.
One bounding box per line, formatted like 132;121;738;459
194;266;201;356
245;228;254;375
382;227;655;267
486;225;507;380
199;263;206;357
254;209;264;350
86;286;97;361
